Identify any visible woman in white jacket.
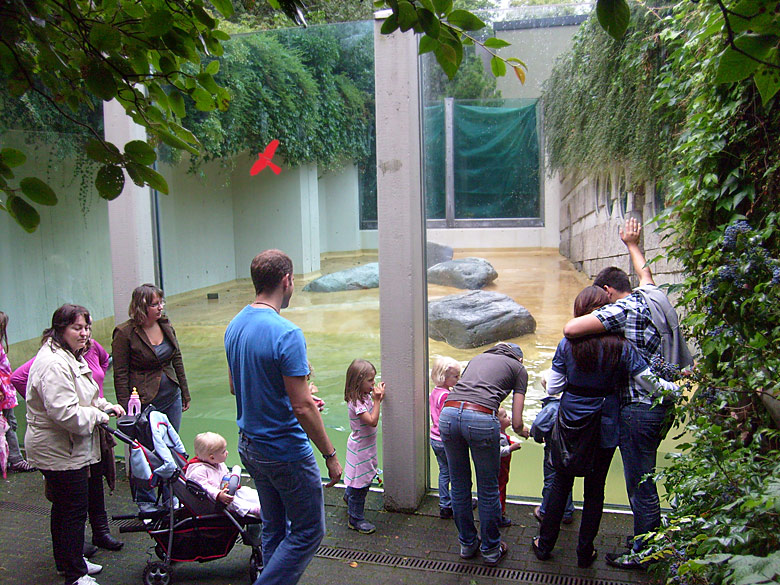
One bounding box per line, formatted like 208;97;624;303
25;305;124;585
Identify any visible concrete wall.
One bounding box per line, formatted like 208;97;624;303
318;164;361;255
231;153;321;276
494;18;585;99
556;171;683;286
157;157;237;296
0;132;114;344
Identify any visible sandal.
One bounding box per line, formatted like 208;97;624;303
483;541;508;567
532;537;551;561
9;460;36;473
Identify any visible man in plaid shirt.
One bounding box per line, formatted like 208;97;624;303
563;218;675;570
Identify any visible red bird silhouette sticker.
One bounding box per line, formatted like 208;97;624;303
250;140;281;176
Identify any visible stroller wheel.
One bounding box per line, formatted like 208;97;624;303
249;549;263;583
143;561;171;585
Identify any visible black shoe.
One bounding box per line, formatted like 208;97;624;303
578;549;598;568
93;532;124;551
83;542;99;558
439;507;453;519
531;537;551;561
605;552;645;570
498;515;512;528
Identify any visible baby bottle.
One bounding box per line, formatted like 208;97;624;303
128;388;142;416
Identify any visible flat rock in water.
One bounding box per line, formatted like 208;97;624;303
304;263;379;292
427;241;454;268
427;257;498;289
428;290;536;349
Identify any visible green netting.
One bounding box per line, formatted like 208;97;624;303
423;99;540;220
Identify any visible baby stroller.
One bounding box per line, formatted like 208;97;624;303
104;410;262;585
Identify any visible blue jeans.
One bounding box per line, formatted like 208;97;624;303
239;433;325;585
345;485;370;521
439;406;502;561
430;439;451;509
540;442;574;519
619;402;668;551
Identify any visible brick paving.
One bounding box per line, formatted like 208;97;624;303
0;466;654;585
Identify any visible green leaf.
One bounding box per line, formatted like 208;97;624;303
159;56;178;76
154;128;200;155
397;1;417;32
434;43;458;80
126;163;169;194
85;64;117;101
490;55;507;77
209;0;234;18
417;8;440;38
19;177;57;206
484;37;510;50
95;164;125;200
192;5;216;29
596;0;630;40
419;35;439;55
432;0;452;16
0;148;26;168
446;9;485;31
418;0;435;12
205;60;220;76
754;59;780;105
145;10;174;36
89;23;121;52
197;72;220;94
380;14;399;35
6;195;40;233
124;140;157;165
169;91;186;118
715;48;759;84
85;140;123;164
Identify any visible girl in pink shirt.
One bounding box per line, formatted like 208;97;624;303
429;357;462;519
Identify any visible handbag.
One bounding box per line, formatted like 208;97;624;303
549;403;602;477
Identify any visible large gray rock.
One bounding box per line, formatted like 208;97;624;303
304;263;379;292
428;290;536;349
427;257;498;290
427;241;453;268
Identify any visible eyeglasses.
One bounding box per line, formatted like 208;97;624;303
149;301;166;309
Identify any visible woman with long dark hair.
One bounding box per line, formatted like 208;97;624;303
532;286;677;568
25;305;124;585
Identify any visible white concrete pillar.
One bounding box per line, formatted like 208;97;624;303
374;11;429;512
104;99;156;324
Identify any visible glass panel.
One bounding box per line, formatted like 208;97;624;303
422;7;638;507
1;103;113;443
139;21;378;479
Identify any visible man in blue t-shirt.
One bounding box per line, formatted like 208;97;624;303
225;249;342;585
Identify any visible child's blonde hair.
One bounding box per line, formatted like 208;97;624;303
193;432;227;459
431;356;461;386
344;358;376;403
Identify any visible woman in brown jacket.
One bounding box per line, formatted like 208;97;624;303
112;283;191;431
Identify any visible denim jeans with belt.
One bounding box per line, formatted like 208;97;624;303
439;405;502;562
239;433;325;585
619;402;668;551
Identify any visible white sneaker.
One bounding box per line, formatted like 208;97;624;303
58;558;102;577
85;558;103;575
74;575;100;585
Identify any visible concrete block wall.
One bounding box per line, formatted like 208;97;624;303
557;171;683;288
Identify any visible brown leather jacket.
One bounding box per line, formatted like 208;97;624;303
111;317;190;409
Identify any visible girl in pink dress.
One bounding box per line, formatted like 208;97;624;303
343;359;385;534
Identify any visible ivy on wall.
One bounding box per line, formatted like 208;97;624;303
544;2;780;583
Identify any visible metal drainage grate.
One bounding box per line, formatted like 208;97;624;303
1;500;140;528
315;546;635;585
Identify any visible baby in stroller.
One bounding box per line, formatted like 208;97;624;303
185;432;261;518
